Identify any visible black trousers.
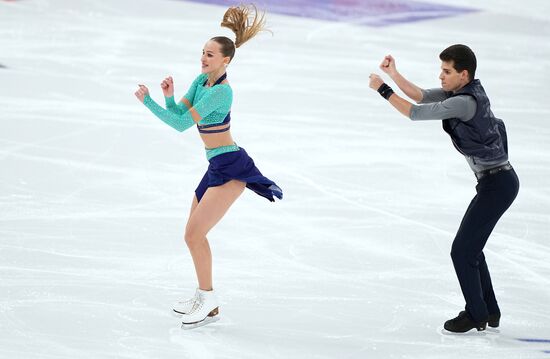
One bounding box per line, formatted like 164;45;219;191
450;168;519;322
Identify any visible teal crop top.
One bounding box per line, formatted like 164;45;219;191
142;73;233;132
142;73;239;159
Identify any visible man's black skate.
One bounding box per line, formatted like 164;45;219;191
488;312;500;328
444;311;486;333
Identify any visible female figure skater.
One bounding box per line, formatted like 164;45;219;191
134;4;282;327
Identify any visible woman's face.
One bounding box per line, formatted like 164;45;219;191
201;40;230;74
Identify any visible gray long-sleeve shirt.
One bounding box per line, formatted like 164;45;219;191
410;88;477;121
409;88;507;173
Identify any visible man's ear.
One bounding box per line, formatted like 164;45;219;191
461;70;470;82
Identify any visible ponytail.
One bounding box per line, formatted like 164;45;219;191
221;4;267;48
212;4;269;61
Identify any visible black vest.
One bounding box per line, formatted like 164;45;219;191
442;79;508;166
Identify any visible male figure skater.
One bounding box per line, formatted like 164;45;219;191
368;44;519;333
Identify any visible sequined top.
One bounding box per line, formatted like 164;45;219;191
143;73;233;132
142;73;239;160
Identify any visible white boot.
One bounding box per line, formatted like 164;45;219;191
181;288;219;326
172;289;200;315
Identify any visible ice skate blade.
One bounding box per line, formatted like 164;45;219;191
181;315;220;330
172;310;184;318
440;327;487;336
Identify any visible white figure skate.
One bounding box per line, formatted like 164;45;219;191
180;288;220;329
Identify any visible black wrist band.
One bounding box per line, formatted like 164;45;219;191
377;83;394;100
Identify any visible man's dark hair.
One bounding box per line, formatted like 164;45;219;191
439;44;477;81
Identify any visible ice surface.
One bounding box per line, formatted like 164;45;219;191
1;0;550;358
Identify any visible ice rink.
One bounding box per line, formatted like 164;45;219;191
1;0;550;358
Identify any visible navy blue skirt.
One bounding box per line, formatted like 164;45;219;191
195;147;283;203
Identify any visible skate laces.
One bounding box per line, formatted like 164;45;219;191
178;290;198;305
178;297;195;306
188;292;205;314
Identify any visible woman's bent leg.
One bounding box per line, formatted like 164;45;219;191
185;180;246;290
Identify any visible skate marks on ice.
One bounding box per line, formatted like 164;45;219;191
517;338;550;355
439;327;550;356
283;169;550;287
167;318;231;359
0;63;6;69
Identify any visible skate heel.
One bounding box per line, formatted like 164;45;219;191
475;322;487;331
488;313;500;328
208;307;219;317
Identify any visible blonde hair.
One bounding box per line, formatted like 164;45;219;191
211;4;269;61
221;4;267;48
